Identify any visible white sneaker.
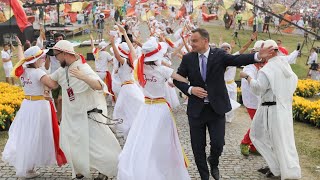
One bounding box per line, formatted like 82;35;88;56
25;171;40;179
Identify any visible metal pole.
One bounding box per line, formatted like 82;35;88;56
242;0;320;39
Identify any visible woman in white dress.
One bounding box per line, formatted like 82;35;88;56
110;24;144;139
117;37;190;180
2;43;66;178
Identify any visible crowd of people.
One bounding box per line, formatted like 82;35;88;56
1;0;319;180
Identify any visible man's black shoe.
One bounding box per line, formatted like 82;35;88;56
210;166;220;180
76;174;84;179
94;173;108;180
257;166;270;174
266;170;275;178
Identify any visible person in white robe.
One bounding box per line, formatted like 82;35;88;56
240;40;301;179
220;33;257;122
44;40;121;180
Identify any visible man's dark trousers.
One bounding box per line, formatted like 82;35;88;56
189;104;225;180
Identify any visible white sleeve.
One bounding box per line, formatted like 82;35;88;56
159;65;174;79
1;51;5;58
284;50;299;64
243;66;256;78
35;69;47;81
106;52;113;62
249;71;270;96
49;68;61;81
1;51;8;59
36;37;44;49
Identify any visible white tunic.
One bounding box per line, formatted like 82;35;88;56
249;56;301;180
241;64;260;109
50;60;121;178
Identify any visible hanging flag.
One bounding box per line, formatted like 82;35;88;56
167;0;181;6
126;7;136;17
129;0;137;7
70;2;83;12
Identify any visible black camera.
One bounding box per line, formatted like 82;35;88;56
310;62;319;71
45;39;56;56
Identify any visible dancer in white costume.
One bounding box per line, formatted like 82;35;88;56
2;45;58;178
45;40;121;180
117;38;190;180
240;40;301;179
157;40;180;109
111;24;144;139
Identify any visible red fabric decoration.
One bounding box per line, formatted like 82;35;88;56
49;101;67;166
202;13;217;22
15;65;24;77
105;72;115;102
1;0;31;32
278;46;289;55
165;37;175;48
137;44;161;88
118;46;133;69
78;54;87;64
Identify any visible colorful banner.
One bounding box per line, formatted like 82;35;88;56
193;0;205;8
70;2;83;12
167;0;181;6
114;0;124;7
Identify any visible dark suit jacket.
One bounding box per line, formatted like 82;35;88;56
173;48;256;118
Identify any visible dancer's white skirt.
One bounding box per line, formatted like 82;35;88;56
2;99;56;177
113;83;144;138
117;103;190;180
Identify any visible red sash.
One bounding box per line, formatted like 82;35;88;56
105;71;115;101
49;101;67;166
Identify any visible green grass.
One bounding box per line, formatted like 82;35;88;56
293;121;320;178
0;131;8;151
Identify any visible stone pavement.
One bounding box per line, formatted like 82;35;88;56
0;105;279;180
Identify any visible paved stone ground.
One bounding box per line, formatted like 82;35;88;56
0;105;280;180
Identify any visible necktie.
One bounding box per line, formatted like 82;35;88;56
200;54;207;81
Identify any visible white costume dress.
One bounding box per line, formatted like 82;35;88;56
224;66;238;122
249;56;301;179
113;59;144;138
117;65;190;180
93;48;113;80
1;49;13;77
50;60;121;179
2;68;56;177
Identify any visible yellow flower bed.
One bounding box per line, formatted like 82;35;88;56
292;96;320;127
0;82;25;129
294;79;320;98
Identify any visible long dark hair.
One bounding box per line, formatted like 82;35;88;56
26;63;36;68
119;57;134;69
144;61;156;66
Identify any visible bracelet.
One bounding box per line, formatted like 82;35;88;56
44;90;50;93
244;75;250;80
250;39;254;41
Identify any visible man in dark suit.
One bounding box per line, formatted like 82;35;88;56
173;28;272;180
